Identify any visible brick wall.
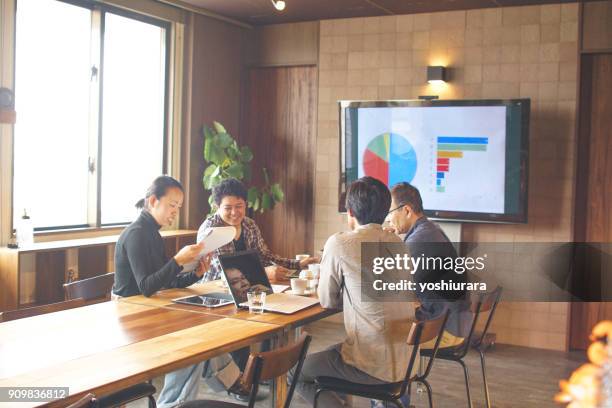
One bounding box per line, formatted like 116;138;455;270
314;4;579;350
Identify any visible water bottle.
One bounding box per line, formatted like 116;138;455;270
16;209;33;247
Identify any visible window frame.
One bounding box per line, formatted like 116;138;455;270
12;0;172;232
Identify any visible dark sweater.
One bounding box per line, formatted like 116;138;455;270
112;211;200;297
404;217;471;337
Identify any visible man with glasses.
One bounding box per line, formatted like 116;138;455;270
387;182;470;349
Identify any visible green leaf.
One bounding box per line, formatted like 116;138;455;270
216;132;233;149
270;183;284;202
204;164;217;178
261;192;272;211
253;197;260;211
206;141;226;165
213;121;226;134
243;166;252;181
211;166;221;177
240;146;253;162
225;163;244;179
247;187;259;205
206;174;222;190
208;195;216;215
202;126;214;140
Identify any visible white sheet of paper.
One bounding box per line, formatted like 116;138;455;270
272;284;290;293
182;226;236;272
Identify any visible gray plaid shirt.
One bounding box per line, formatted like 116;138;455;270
197;214;300;281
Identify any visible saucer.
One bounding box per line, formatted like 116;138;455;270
287;289;313;296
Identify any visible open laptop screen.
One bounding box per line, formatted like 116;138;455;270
218;250;273;305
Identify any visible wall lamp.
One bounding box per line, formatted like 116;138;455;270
271;0;286;11
427;66;447;84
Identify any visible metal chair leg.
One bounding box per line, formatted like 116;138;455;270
390;400;405;408
423;380;433;408
457;359;473;408
480;350;491;408
416;356;426;393
313;388;324;408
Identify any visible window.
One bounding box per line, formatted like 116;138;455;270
13;0;170;230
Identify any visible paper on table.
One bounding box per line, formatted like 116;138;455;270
182;226;236;272
272;284;290;293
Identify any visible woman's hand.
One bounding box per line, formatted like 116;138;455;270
194;254;212;278
174;242;205;266
298;256;320;269
265;265;290;283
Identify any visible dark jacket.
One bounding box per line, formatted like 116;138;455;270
113;211;199;297
405;217;471;337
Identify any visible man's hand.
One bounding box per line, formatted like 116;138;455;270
194;253;212;278
298;256;320;269
265;265;290;283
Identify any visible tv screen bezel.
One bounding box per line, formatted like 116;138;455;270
338;98;530;224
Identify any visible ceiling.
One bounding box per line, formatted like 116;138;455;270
178;0;580;26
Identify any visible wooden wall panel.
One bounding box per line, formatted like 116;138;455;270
582;1;612;51
245;22;319;67
241;66;317;258
35;251;65;306
78;247;107;280
181;13;245;230
570;53;612;350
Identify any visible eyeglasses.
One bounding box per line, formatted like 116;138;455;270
387;204;406;215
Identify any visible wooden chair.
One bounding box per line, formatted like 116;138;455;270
63;272;115;302
65;393;98;408
61;272;157;408
177;334;312;408
420;286;503;408
314;310;450;408
0;298;87;322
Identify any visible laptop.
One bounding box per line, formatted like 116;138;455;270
218;250;319;314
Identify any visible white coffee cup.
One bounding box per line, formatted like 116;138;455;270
296;254;310;261
290;278;308;294
299;269;313;280
307;263;320;277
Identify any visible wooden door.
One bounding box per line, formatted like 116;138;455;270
241;66;317;258
570;53;612;349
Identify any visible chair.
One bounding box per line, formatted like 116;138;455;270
0;298;86;322
96;382;157;408
63;272;115;302
177;333;312;408
63;272;156;408
66;393;98;408
314;310;450;408
420;286;503;408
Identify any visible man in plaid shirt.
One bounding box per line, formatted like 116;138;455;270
197;178;318;282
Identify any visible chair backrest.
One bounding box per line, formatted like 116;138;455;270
241;333;312;408
64;272;115;302
462;286;503;355
0;298;87;323
400;309;450;395
65;393;98;408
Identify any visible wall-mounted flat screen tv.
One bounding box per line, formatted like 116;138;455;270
339;99;529;223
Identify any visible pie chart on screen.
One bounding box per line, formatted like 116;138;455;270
363;132;417;186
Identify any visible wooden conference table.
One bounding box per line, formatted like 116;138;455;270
0;281;337;407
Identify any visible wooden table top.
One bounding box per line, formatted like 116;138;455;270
119;281;339;328
0;300;280;407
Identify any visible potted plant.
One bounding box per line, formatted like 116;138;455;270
202;121;284;214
